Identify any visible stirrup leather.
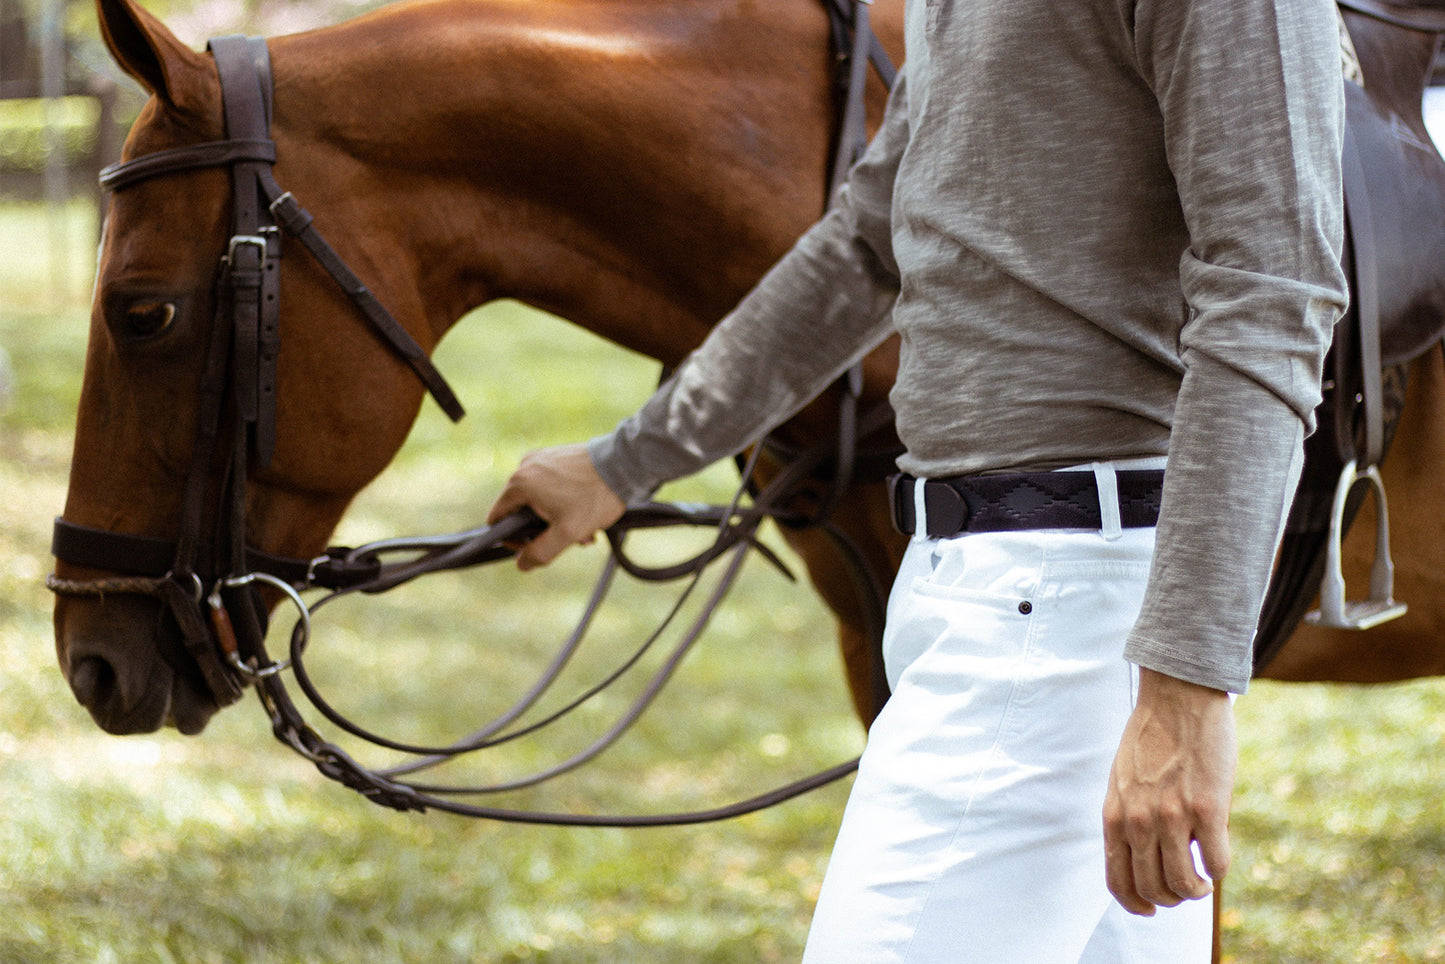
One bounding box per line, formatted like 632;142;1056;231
1304;459;1408;630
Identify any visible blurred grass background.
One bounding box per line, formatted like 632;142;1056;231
3;195;1445;964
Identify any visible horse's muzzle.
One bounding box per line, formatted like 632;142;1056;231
55;594;221;736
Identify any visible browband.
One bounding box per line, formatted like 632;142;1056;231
99;139;278;192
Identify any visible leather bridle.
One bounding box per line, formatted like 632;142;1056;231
48;34;466;710
48;6;897;825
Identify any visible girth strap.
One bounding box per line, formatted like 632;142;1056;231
829;0;876;199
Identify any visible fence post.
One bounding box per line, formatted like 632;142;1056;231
89;74;118;242
40;0;68;302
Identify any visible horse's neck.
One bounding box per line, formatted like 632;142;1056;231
270;0;834;366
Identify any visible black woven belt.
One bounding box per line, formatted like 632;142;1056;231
888;470;1165;537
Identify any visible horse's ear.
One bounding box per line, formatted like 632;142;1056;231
96;0;213;115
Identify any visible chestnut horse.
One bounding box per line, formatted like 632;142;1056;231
51;0;1445;746
55;0;905;737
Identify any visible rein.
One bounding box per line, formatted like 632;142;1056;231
50;4;898;825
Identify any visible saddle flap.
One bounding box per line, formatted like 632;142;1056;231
1343;80;1445;367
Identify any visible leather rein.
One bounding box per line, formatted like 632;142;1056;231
49;6;898;825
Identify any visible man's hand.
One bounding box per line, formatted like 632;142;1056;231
1103;668;1236;916
487;443;626;571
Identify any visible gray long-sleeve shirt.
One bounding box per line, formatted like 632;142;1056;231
590;0;1348;693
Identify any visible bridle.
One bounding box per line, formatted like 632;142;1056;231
48;33;466;709
49;6;897;825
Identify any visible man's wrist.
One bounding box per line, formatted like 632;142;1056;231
1136;667;1230;705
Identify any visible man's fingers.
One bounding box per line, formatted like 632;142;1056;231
514;524;573;572
1106;827;1214;915
1195;826;1232;884
1109;791;1218;905
1158;838;1213;904
486;485;526;526
1127;843;1173;909
484;444;627;570
1104;835;1156;917
1104;794;1159;915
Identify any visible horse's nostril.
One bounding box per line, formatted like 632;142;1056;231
70;656;117;708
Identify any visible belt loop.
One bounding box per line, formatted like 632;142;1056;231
912;476;931;542
1091;462;1122;541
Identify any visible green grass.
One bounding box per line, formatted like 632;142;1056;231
0;201;856;964
1227;683;1445;963
3;200;1445;962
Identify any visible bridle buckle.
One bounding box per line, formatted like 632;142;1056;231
224;233;270;268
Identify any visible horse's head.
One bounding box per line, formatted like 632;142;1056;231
53;0;444;735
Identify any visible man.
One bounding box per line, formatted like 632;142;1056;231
488;0;1348;958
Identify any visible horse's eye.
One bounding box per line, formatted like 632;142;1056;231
124;301;177;339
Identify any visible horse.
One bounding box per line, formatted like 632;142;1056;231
50;0;1445;783
53;0;906;739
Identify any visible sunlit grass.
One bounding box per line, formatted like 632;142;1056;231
1226;680;1445;963
4;200;1445;961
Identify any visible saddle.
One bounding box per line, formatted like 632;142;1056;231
1253;0;1445;670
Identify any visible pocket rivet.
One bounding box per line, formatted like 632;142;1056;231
1018;600;1033;615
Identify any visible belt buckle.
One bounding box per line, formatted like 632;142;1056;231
926;480;970;536
888;474;972;537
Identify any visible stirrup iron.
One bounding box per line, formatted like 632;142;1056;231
1304;459;1407;630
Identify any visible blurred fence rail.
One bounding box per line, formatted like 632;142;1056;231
2;0;133;306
